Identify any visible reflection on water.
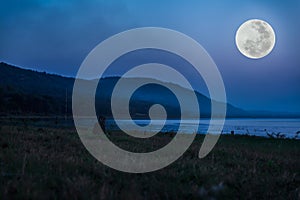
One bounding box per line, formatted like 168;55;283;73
77;118;300;138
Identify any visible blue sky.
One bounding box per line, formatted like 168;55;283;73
0;0;299;112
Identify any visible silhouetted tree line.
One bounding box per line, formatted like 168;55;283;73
0;85;71;116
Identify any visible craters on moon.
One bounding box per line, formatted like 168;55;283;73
235;19;276;59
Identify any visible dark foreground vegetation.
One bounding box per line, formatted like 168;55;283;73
0;118;299;199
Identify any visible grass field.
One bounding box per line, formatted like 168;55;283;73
0;119;299;199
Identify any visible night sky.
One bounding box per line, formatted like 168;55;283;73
0;0;299;113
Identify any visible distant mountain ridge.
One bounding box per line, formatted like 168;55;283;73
1;62;295;118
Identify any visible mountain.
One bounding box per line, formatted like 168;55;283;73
0;62;74;115
0;62;247;117
93;77;247;118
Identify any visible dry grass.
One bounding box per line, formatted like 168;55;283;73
0;119;299;199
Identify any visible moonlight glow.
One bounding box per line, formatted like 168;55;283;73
235;19;276;59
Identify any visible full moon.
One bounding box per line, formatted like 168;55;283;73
235;19;276;59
